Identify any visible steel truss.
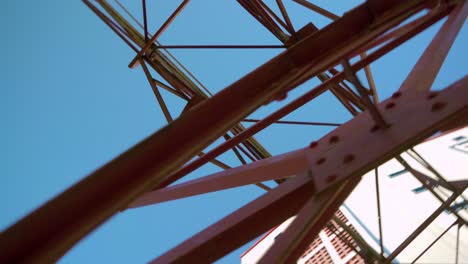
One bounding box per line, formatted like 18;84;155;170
0;0;467;263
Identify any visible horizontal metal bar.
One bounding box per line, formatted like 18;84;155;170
152;45;287;49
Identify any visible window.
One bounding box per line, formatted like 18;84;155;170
411;186;426;194
388;169;408;178
450;140;468;154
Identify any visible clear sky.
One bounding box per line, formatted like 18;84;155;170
1;0;467;263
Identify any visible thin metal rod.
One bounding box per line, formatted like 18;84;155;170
226;137;248;165
197;151;230;171
329;86;360;115
84;0;138;52
152;45;287;49
342;59;389;128
319;72;366;112
375;167;384;257
140;59;174;122
129;0;190;67
456;222;460;264
236;142;258;162
257;0;290;31
242;118;342;127
152;79;190;100
411;220;458;263
292;0;340;20
142;0;148;41
250;0;289;40
361;52;379;103
384;192;460;263
114;0;148;40
276;0;295;33
230;126;267;162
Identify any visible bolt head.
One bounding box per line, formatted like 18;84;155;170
385;102;395;109
276;92;287;101
427;91;439;100
392;91;402;99
329;136;339;144
370;124;380;133
326;174;338;183
316;157;326;165
309;141;318;148
343;154;355;164
431;101;446;112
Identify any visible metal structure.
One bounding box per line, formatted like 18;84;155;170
0;0;467;263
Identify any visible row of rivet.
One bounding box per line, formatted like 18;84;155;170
307;90;446;184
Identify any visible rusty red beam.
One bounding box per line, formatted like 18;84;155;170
276;0;296;33
238;0;289;42
151;173;317;263
142;0;148;41
411;220;458;263
342;59;389;128
257;0;290;31
350;4;453;58
400;0;468;91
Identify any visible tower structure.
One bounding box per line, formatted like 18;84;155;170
0;0;467;263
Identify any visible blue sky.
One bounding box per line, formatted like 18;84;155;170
1;1;467;263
